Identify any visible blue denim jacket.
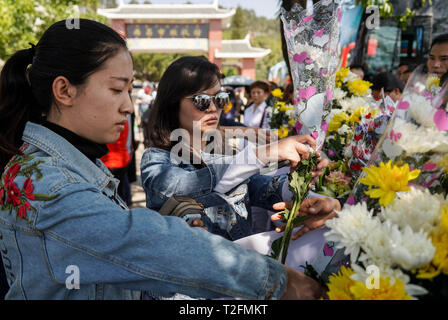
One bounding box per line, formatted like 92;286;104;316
140;147;287;240
0;122;287;300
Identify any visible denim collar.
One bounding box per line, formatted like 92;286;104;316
22;121;115;190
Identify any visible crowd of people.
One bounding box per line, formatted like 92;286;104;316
0;17;447;301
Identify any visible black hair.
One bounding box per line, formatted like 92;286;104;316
249;81;270;93
349;63;366;73
371;72;404;93
0;19;128;169
430;33;448;50
147;56;223;150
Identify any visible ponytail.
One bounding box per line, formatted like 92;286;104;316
0;46;39;169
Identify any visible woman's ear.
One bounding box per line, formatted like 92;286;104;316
52;76;77;107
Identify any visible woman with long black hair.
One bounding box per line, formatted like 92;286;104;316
0;19;323;300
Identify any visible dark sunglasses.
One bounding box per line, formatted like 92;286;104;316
186;92;230;112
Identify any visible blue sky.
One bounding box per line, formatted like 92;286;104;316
124;0;281;19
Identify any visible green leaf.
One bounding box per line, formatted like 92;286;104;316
270;237;283;260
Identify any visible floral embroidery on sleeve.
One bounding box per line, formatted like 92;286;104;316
0;143;59;224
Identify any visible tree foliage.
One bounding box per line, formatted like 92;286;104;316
0;0;107;60
223;7;283;81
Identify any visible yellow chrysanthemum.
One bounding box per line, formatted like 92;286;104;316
326;266;356;300
350;277;411;300
347;79;372;97
328;112;349;133
359;161;421;207
276;126;290;139
280;105;293;113
426;76;441;91
436;156;448;174
271;88;283;99
441;205;448;233
335;67;350;88
274;101;285;110
288;119;296;127
416;205;448;279
349;107;366;125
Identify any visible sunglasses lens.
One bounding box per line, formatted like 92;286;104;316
214;92;230;109
194;95;211;111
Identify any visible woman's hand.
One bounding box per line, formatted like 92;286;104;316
256;134;317;168
311;151;329;178
281;265;326;300
271;197;341;240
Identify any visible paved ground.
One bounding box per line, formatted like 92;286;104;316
129;125;148;209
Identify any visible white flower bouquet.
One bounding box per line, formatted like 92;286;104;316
320;65;448;299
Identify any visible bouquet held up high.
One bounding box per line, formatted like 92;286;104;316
270;0;342;264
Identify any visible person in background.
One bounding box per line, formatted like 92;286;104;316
349;63;367;80
265;81;279;107
101;115;134;206
396;62;417;86
371;72;404;104
427;33;448;79
243;81;272;129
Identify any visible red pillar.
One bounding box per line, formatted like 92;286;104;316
112;19;127;39
241;58;256;80
208;19;222;63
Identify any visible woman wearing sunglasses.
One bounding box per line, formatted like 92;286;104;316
0;20;323;300
141;56;329;241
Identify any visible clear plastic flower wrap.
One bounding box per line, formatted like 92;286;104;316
320;65;448;300
280;0;342;150
345;65;448;210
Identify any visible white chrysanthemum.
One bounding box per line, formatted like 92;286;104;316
285;109;295;119
357;223;393;267
343;143;353;158
381;187;442;234
392;117;448;154
333;87;347;100
337;124;351;136
406;93;437;128
338;96;371;113
386;222;435;271
345;70;360;83
324;203;380;263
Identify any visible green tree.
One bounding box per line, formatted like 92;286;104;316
104;0;118;8
230;6;246;39
0;0;107;60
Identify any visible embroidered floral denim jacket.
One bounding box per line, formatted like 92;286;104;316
140;147;288;240
0;122;287;300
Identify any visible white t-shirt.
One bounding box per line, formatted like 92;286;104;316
243;101;272;129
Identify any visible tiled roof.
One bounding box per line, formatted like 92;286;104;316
215;35;271;59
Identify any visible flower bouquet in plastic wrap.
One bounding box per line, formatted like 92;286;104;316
315;67;393;199
281;0;342;150
319;66;448;299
